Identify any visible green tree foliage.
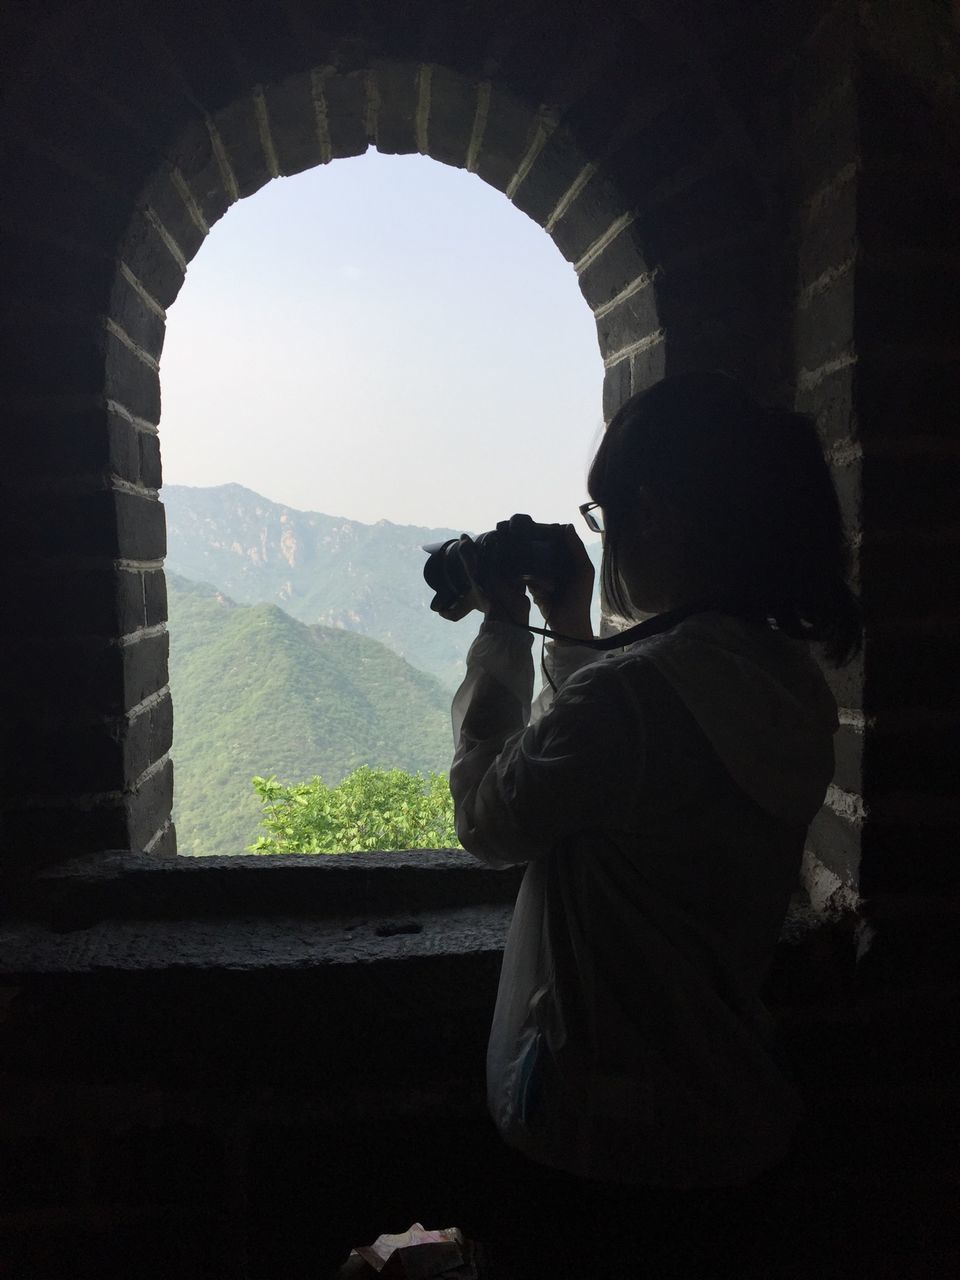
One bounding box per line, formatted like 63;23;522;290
250;767;460;854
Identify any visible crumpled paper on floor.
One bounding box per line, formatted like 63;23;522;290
351;1223;465;1278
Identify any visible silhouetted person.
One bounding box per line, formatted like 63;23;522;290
448;372;860;1276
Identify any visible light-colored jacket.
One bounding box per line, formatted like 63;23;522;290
450;612;838;1188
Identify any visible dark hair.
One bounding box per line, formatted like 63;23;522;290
587;371;862;666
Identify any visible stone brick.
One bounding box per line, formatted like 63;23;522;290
806;805;861;889
795;175;857;294
510;127;589;226
107;411;147;485
103;339;161;427
148;819;179;859
137;167;207;269
594;283;659;360
119;209;188;312
211;94;274;199
3;796;130;861
144;570;169;628
576;225;651;311
794;361;856;449
322;70;370;159
601;358;630;423
475;83;537;196
828;457;863;542
262;71;325;177
794;272;856;373
372;60;419;155
168;117;235;228
126;692;175;787
3;564;146;640
108;273;167;366
822;636;864;711
630;337;666;395
122;629;171;711
3;627;168;724
833;724;863;794
8;700;170;794
126;756;175;853
0;480;153;574
425;65;478;168
139;430;163;490
116;491;167;562
550;172;631;266
792;70;858;204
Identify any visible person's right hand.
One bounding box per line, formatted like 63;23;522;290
529;525;595;643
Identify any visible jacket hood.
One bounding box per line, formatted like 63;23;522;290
636;612;838;825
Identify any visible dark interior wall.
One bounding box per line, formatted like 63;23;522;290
1;0;795;872
0;0;957;914
787;1;960;918
2;4;959;1277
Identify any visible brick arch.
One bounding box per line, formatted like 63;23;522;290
4;3;786;866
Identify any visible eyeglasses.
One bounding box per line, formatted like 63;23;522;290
579;501;604;534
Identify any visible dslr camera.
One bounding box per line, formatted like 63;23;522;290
423;514;570;619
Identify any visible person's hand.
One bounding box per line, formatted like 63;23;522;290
453;535;531;627
528;525;595;642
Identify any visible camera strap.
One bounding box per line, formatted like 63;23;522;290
516;598;733;651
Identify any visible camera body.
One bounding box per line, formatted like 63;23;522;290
423;514;570;618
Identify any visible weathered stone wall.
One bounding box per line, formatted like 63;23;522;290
1;855;957;1279
2;0;792;868
1;2;959;1275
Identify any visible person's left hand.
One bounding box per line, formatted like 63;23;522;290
456;535;530;626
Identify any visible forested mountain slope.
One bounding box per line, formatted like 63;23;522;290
164;484;468;688
167;574;454;856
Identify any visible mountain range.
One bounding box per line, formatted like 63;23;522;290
164;484;603;855
167;573;454;856
164;484;470;689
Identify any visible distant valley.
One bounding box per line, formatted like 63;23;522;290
167;574;453;856
164;484;601;856
164;484;470;689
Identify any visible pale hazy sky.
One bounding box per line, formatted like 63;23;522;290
160;149;605;535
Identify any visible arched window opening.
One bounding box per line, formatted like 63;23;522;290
160;151;604;857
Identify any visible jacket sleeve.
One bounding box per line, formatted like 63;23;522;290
450;623;646;867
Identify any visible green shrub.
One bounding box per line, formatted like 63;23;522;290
250;766;460;853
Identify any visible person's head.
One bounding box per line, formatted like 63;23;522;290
587;371;862;666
